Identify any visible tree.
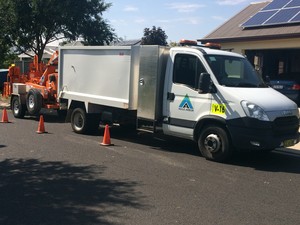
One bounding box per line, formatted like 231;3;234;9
169;41;179;47
0;39;9;68
0;0;115;62
141;26;168;46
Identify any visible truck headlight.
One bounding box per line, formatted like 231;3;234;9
241;101;269;121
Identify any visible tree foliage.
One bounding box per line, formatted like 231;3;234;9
169;41;179;47
0;39;10;68
0;0;115;62
141;26;168;46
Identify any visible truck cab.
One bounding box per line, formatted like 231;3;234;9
162;44;299;161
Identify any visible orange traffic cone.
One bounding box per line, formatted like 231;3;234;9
0;108;9;123
36;115;47;134
101;124;113;146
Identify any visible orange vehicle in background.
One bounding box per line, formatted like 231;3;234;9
3;51;60;118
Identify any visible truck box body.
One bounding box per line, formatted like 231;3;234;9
58;45;169;122
137;46;169;121
58;46;140;110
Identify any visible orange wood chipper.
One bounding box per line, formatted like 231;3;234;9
2;51;60;118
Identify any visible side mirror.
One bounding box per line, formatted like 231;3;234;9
198;72;212;93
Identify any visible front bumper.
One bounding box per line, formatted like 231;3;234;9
227;116;299;151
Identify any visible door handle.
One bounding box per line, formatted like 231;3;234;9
167;92;175;100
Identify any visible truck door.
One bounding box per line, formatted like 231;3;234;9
163;53;212;139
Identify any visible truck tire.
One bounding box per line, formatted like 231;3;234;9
26;89;42;115
71;108;88;134
11;96;26;118
198;125;233;162
70;108;100;134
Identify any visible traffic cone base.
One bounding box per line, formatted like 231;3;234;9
36;115;47;134
101;125;113;146
0;108;10;123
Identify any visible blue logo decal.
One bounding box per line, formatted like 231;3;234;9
179;94;194;111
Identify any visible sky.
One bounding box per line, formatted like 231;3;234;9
104;0;257;43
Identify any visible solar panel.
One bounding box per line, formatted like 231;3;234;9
242;0;300;28
265;8;300;25
291;11;300;21
242;11;277;27
262;0;290;10
286;0;300;7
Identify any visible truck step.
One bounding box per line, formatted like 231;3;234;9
136;118;162;134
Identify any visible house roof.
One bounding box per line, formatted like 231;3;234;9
113;39;141;46
198;1;300;43
18;46;58;59
63;41;84;46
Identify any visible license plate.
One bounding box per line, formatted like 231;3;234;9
283;139;295;147
272;85;283;89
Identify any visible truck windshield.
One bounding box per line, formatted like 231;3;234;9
204;55;267;88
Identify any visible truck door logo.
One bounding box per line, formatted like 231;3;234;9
179;94;194;111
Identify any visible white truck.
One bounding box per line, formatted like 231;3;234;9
54;41;299;162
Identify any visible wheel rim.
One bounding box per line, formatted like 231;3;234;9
73;112;84;130
13;100;20;115
28;95;35;109
204;134;221;153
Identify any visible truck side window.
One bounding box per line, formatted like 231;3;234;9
173;54;206;88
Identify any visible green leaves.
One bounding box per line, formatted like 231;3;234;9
0;0;115;62
141;26;168;46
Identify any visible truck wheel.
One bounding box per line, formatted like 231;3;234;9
26;89;42;115
198;125;233;162
71;109;100;134
71;108;99;134
11;96;26;118
71;108;87;134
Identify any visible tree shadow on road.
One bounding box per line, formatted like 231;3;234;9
0;159;147;225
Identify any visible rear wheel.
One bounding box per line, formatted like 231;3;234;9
11;96;26;118
26;89;42;115
71;108;87;134
71;108;100;134
198;125;233;162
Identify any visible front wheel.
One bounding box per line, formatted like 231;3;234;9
198;125;233;162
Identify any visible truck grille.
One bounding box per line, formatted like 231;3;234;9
273;116;299;136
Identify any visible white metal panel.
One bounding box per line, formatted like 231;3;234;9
58;47;134;109
12;83;26;94
62;91;129;109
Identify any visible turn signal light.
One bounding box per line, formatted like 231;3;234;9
179;39;198;46
204;42;221;49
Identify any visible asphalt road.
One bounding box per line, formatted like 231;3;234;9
1;110;300;225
